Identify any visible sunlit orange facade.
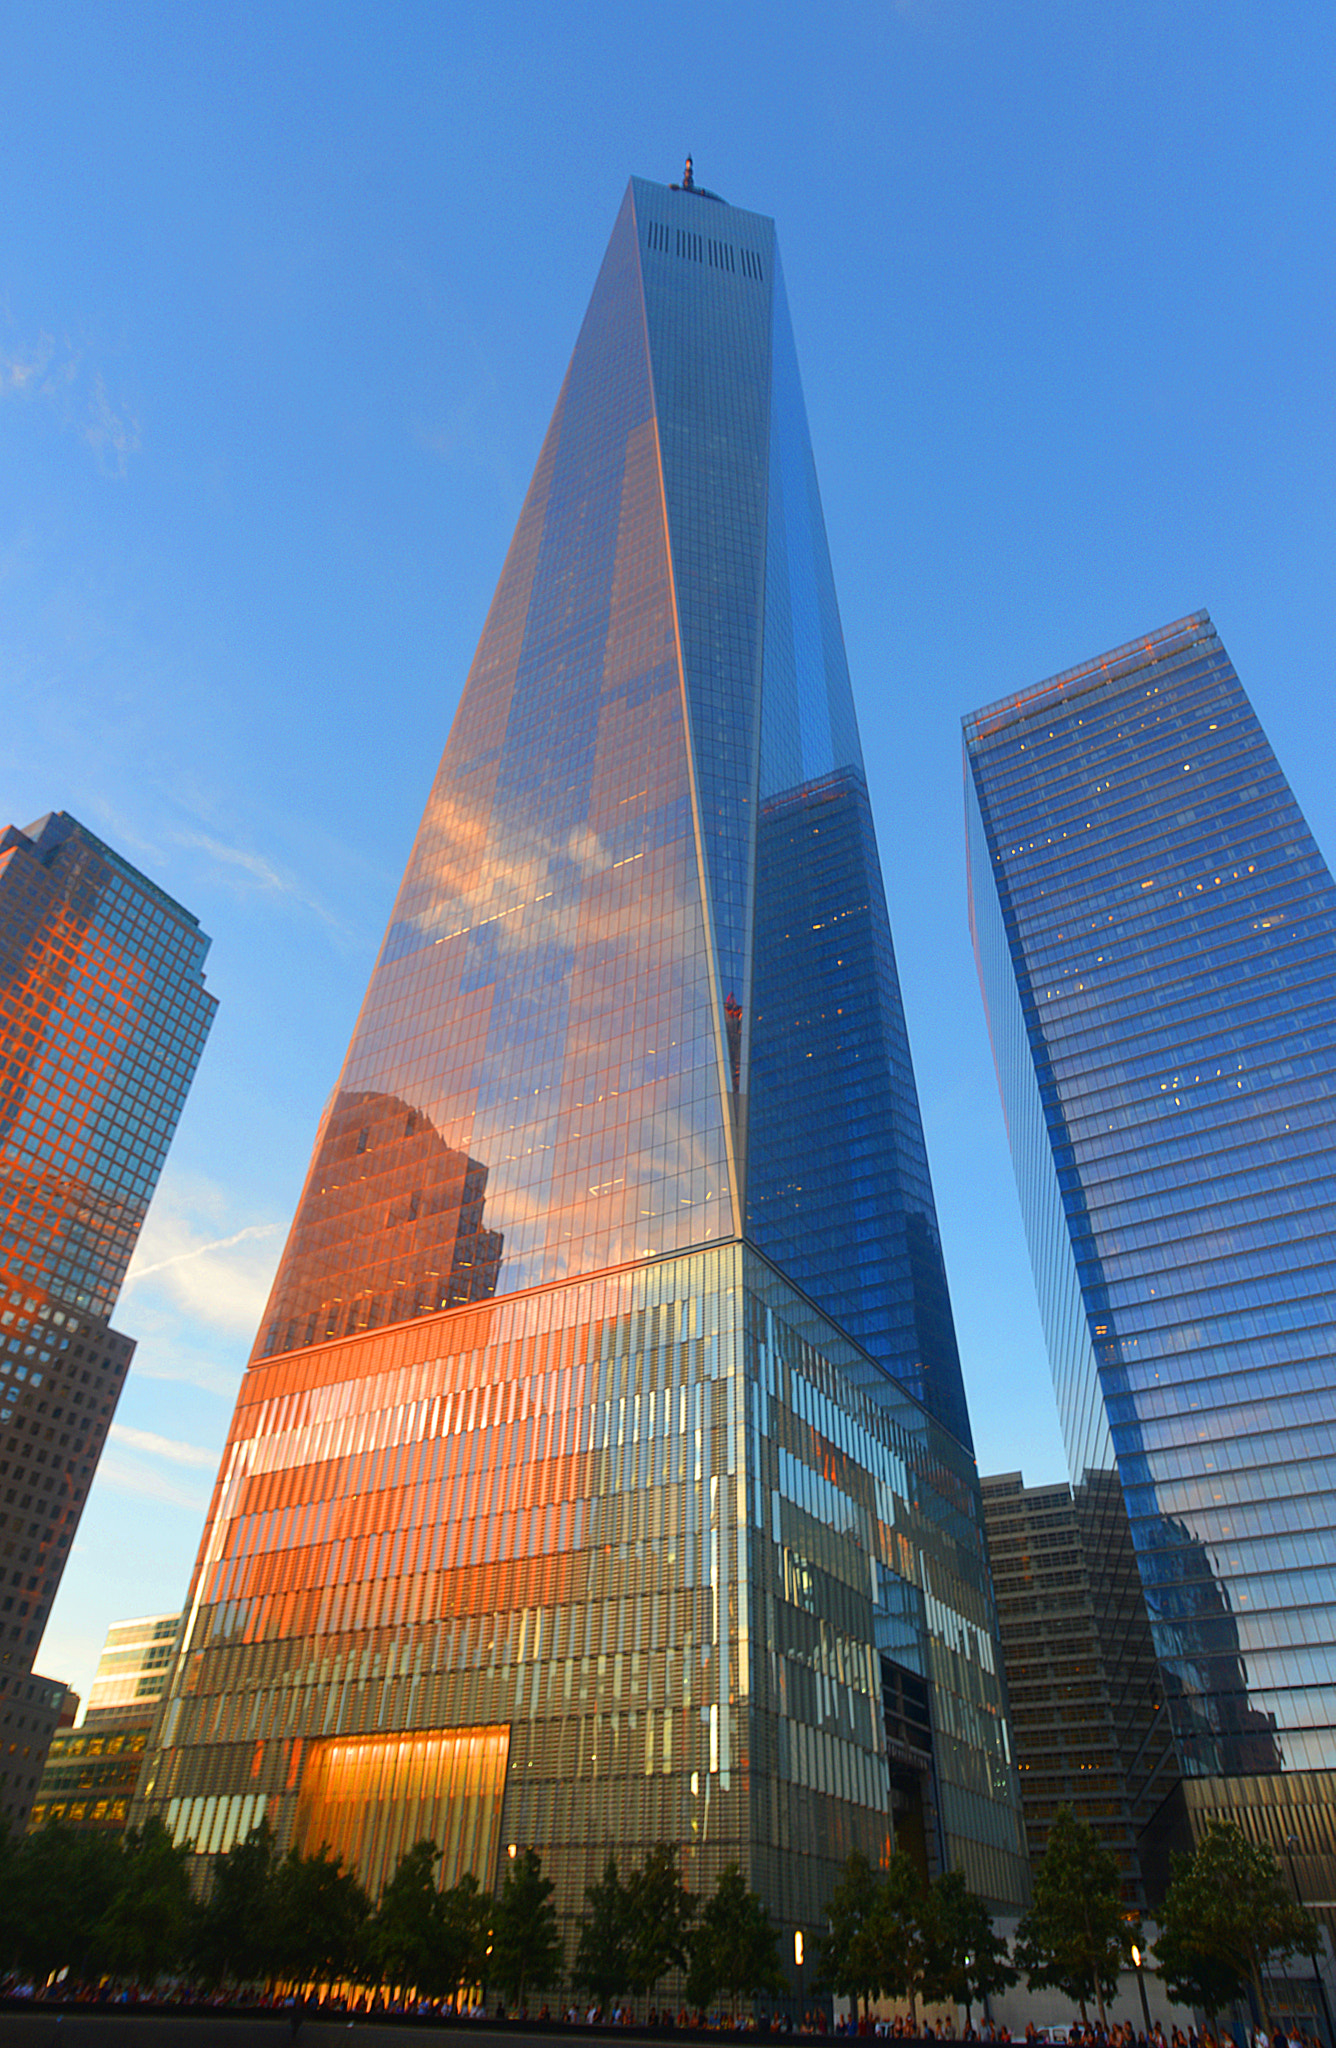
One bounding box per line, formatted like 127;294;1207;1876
140;177;1027;1953
0;812;215;1829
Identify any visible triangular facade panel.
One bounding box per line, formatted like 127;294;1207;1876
258;188;735;1358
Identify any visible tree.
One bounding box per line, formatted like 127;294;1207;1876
269;1842;371;1989
687;1862;784;2017
490;1847;563;2009
0;1821;17;1966
818;1850;883;2020
93;1817;198;1984
7;1819;123;1982
1154;1822;1319;2032
436;1871;490;2006
627;1842;696;2002
194;1820;278;1987
924;1868;1016;2022
370;1838;445;1996
575;1855;636;2009
867;1850;935;2029
1013;1806;1131;2028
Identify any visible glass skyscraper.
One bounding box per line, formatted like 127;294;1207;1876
0;811;216;1828
141;174;1026;1944
964;612;1336;1916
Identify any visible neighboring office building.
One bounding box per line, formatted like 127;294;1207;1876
82;1609;184;1727
0;813;216;1831
981;1470;1172;1907
138;171;1028;1952
964;613;1336;1929
31;1612;183;1834
1;1670;75;1833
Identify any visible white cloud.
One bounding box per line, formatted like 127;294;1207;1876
123;1194;283;1336
173;826;349;935
83;370;140;477
0;337;56;393
129;1220;277;1282
108;1423;220;1469
88;1445;214;1511
0;330;138;474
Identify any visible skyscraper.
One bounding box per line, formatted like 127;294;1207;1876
964;612;1336;1917
0;811;216;1829
141;174;1025;1941
980;1471;1170;1907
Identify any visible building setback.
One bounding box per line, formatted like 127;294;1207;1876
138;172;1027;1947
964;613;1336;1925
0;813;216;1831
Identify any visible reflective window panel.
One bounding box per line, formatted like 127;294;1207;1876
0;810;215;1800
965;613;1336;1894
142;1245;1026;1931
145;176;1021;1937
251;178;971;1452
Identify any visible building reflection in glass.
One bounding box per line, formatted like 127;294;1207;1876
965;614;1336;1914
260;1089;503;1354
140;176;1028;1937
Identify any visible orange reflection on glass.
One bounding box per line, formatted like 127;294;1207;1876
294;1725;509;1901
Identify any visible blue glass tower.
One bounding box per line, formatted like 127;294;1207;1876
142;177;1024;1946
965;613;1336;1914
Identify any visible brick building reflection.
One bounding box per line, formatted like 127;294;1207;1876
259;1090;503;1356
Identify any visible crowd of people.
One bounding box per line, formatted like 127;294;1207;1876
0;1975;1326;2048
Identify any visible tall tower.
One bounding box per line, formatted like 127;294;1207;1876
0;812;216;1829
964;613;1336;1921
142;177;1025;1939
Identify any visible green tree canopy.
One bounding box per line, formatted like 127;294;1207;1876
817;1849;883;2018
1013;1805;1132;2027
867;1850;935;2028
627;1842;696;1999
0;1822;17;1966
92;1817;198;1984
6;1819;123;1983
193;1819;278;1986
924;1867;1016;2020
370;1838;446;1996
436;1871;490;2006
269;1842;371;1989
490;1846;563;2009
1155;1822;1319;2031
687;1862;784;2016
575;1854;636;2008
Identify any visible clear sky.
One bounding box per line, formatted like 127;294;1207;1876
5;0;1333;1704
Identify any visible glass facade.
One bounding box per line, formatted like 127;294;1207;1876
145;1245;1023;1921
965;613;1336;1907
82;1610;184;1723
253;179;968;1446
142;177;1026;1941
0;810;216;1828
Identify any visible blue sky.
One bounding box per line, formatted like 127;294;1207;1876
5;0;1333;1702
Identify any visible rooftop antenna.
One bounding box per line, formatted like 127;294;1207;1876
669;155;723;202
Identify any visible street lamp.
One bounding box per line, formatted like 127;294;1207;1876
1283;1834;1334;2048
795;1930;805;2029
1131;1945;1152;2037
